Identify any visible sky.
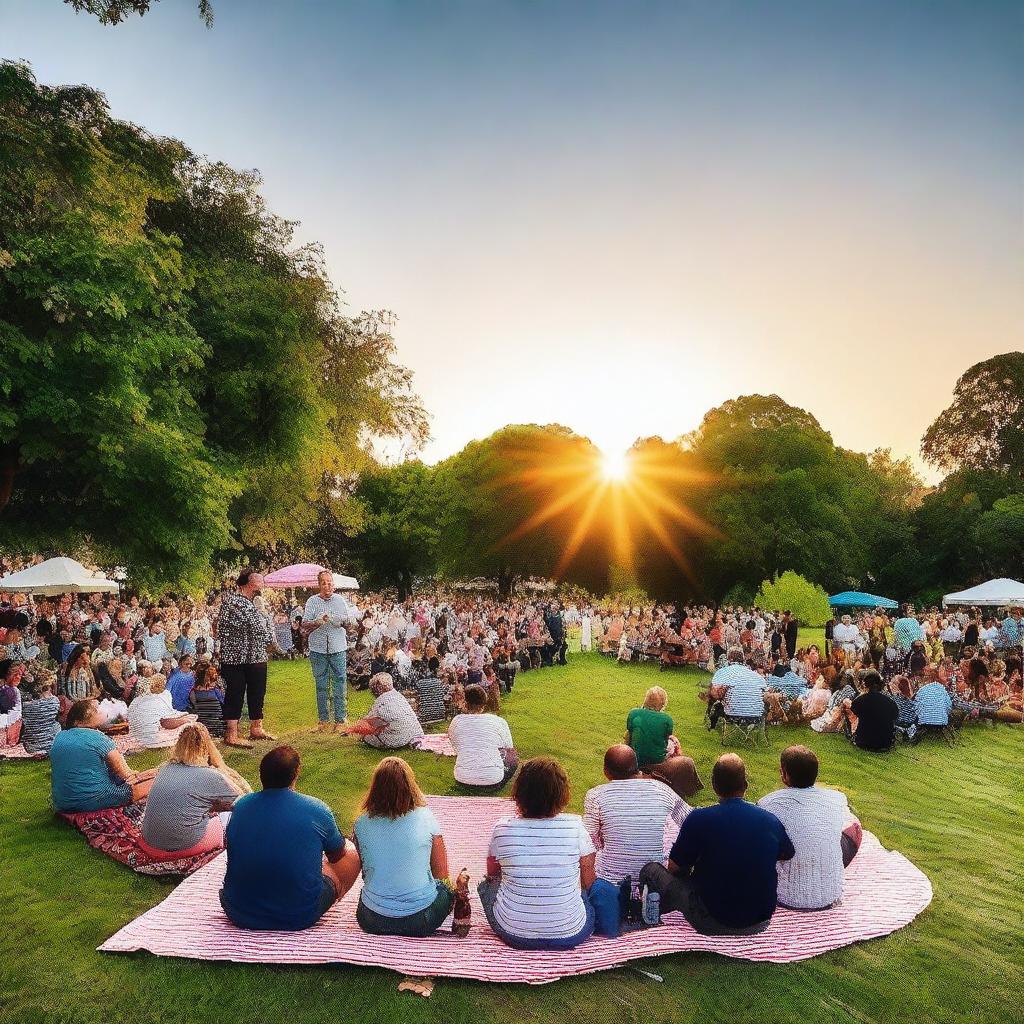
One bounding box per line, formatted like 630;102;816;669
2;0;1022;478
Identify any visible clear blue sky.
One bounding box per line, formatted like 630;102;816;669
2;0;1022;475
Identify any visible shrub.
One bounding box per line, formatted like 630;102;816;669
754;571;831;627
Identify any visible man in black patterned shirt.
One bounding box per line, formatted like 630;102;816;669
216;570;274;748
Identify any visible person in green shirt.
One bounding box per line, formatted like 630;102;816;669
626;687;674;767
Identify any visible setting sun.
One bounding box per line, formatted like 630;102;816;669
600;447;630;482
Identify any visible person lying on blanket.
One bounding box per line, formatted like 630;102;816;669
50;699;158;813
352;756;455;937
757;746;863;911
219;745;361;931
141;723;251;857
639;753;795;936
339;672;423;750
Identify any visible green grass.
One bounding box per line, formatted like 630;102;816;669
2;640;1022;1024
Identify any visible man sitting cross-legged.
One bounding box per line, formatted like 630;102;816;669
757;745;863;911
640;753;794;935
583;744;690;885
219;745;361;931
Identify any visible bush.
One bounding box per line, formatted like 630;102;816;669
754;571;831;627
722;582;755;608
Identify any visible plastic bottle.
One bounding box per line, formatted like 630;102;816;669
642;889;661;926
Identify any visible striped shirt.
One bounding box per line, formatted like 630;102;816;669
21;695;61;755
583;778;689;884
914;682;952;726
488;814;595;939
712;663;768;717
449;712;513;785
758;786;854;910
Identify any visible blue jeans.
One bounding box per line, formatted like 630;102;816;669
310;650;347;722
477;876;596;950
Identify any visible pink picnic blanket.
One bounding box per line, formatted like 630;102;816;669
99;795;932;982
60;802;222;878
1;734;146;760
410;732;455;757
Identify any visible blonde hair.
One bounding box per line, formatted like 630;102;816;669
149;673;167;694
362;756;425;819
170;723;213;766
643;685;668;711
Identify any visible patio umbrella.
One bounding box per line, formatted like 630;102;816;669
828;591;898;610
262;563;359;590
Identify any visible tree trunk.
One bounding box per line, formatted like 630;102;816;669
0;443;18;512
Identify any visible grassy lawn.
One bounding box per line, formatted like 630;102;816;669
2;639;1021;1024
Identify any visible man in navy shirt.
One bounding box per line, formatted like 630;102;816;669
640;753;794;934
220;746;361;931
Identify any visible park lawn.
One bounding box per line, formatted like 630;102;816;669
1;644;1021;1024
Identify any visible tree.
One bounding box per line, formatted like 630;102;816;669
921;352;1024;476
63;1;214;25
754;571;831;627
0;63;424;589
350;461;441;598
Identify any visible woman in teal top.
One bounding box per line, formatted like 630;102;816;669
353;757;453;937
50;699;157;813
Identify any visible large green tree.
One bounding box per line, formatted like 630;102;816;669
0;62;424;590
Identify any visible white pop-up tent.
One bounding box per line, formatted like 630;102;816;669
942;578;1024;608
0;557;121;596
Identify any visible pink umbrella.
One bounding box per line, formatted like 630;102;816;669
262;563;328;589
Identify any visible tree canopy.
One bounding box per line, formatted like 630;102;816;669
63;0;214;26
0;62;424;590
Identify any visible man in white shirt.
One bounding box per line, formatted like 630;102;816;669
301;570;357;731
583;744;689;884
758;745;862;911
832;615;862;655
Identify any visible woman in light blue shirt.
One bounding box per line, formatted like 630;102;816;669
353;756;453;937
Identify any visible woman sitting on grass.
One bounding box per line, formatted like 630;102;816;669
353;757;454;937
141;723;250;856
479;756;598;950
21;671;61;756
127;674;195;749
448;684;517;789
625;686;703;800
50;698;158;813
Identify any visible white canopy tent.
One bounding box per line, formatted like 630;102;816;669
332;573;359;592
0;557;120;596
942;578;1024;608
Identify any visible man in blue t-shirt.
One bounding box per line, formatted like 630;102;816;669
220;746;361;931
640;753;794;935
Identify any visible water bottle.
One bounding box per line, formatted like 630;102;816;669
642;888;661;926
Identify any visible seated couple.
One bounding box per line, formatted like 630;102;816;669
640;748;861;934
219;749;452;937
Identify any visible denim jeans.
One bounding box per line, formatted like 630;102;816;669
355;879;454;937
310;650;347;722
477;876;596;950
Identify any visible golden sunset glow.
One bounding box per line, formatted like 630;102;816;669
599;447;630;483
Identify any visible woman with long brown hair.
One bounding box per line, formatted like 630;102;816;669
352;756;454;936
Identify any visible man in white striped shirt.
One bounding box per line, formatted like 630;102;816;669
758;745;862;911
583;745;690;884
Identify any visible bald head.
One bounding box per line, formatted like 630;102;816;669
603;744;639;780
711;753;748;800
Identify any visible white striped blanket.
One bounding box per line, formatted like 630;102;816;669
99;794;932;982
409;732;456;757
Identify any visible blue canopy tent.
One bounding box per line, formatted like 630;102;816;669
828;591;898;610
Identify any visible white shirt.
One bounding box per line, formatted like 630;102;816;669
302;593;355;654
583;778;689;883
832;623;861;648
127;690;175;748
448;712;514;786
758;785;854;910
488;814;595;939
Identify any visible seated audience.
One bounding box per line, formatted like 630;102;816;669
480;756;598;950
914;678;953;728
810;670;858;733
342;672;424;750
448;684;517;788
220;745;361;931
411;657;446;724
758;746;862;910
707;647;767;727
141;723;250;855
61;644;98;701
583;744;689;884
50;699;158;812
625;686;673;768
166;653;196;712
640;753;794;935
353;757;454;936
189;661;226;737
127;674;194;749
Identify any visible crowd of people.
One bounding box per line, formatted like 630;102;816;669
2;565;1020;953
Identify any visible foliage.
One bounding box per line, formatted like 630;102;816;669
753;570;832;627
63;0;214;25
921;352;1024;477
722;581;755;607
0;62;424;590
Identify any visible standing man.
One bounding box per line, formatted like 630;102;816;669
783;610;799;662
545;601;568;666
216;569;275;749
302;570;356;732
